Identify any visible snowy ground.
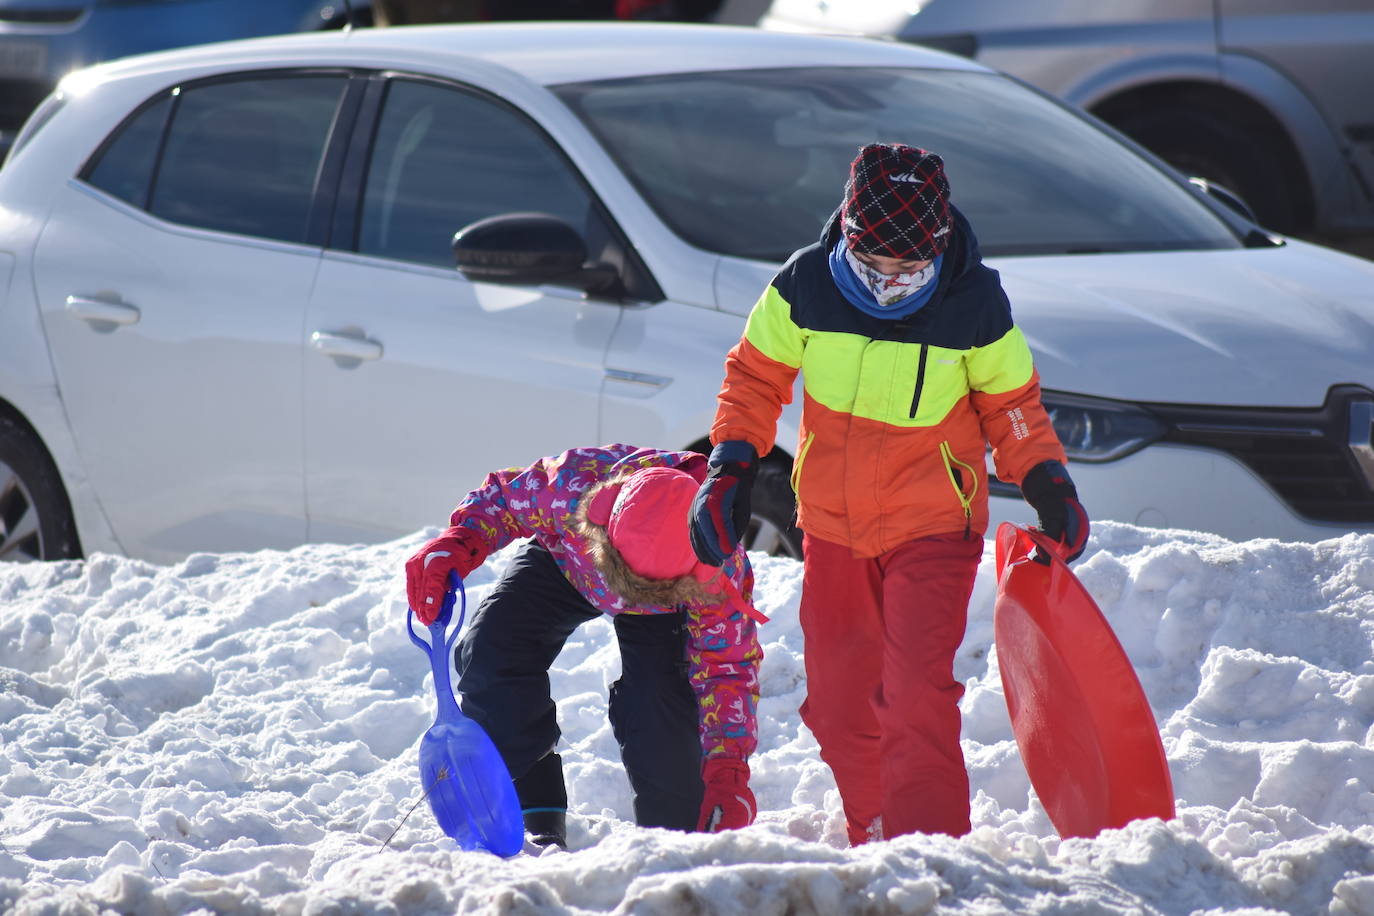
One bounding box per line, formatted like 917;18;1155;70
3;520;1374;915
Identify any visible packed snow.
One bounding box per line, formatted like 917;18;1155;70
3;520;1374;914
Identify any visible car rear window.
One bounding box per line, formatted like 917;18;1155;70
152;75;343;243
556;67;1241;261
83;94;172;208
82;74;345;245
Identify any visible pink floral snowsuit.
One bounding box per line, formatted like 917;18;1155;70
448;443;761;765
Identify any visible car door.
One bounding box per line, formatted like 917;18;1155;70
31;72;348;562
302;75;623;544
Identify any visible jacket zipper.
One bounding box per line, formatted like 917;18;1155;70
790;431;815;497
909;343;929;419
939;441;978;539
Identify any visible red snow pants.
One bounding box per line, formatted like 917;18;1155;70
798;531;982;844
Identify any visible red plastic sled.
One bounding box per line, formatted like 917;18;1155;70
993;522;1174;838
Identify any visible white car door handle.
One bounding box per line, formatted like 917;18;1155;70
310;331;383;361
65;295;140;326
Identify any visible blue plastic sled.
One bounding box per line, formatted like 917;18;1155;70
407;572;524;856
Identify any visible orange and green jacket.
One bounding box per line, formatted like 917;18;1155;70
711;207;1066;557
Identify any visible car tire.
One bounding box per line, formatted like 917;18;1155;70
744;460;803;559
0;416;81;562
1113;106;1300;235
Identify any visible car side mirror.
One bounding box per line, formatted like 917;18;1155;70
452;213;622;297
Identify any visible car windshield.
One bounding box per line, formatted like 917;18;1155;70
554;67;1240;262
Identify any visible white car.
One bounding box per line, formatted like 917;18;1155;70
0;22;1371;565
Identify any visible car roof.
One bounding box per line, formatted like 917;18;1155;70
66;21;992;89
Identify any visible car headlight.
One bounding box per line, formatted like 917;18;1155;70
1041;391;1166;463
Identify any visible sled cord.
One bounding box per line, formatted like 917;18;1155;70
380;766;448;851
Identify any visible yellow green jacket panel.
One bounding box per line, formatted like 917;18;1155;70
711;207;1066;557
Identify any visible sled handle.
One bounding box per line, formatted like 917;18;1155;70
995;523;1071;577
406;571;467;651
407;572;467;721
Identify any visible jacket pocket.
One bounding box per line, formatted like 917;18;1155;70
939;440;979;538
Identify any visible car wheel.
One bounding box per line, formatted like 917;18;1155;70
1113;106;1301;234
0;417;81;562
743;460;803;559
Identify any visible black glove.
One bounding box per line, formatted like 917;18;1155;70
689;440;759;566
1020;460;1089;563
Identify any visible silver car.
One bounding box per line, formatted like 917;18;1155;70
760;0;1374;241
1;22;1372;565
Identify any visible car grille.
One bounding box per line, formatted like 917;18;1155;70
1150;385;1374;524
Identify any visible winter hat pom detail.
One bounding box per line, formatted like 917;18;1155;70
585;483;620;527
842;143;951;261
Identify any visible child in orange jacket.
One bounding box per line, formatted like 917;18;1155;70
690;144;1088;844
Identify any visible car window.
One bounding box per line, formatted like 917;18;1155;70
146;75;345;243
358;78;598;268
555;67;1242;261
83;94;172;208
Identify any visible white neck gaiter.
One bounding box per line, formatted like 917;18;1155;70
843;247;936;307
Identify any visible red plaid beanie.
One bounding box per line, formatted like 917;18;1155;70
841;143;951;260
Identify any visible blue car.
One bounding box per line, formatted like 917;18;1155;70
0;0;370;154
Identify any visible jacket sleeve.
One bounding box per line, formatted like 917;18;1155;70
965;326;1067;484
710;284;805;456
686;550;762;763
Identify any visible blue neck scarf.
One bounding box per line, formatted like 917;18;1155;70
828;239;943;320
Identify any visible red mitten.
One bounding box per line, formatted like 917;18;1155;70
697;758;755;832
404;526;486;625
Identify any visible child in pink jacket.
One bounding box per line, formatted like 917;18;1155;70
406;444;763;849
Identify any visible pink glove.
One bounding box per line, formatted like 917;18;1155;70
404;526;486;625
697;758;755;832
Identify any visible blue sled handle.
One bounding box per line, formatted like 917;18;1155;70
407;571;466;722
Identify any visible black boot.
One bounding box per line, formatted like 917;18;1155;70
522;808;567;849
515;752;569;849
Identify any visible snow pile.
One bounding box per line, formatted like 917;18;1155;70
3;521;1374;914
